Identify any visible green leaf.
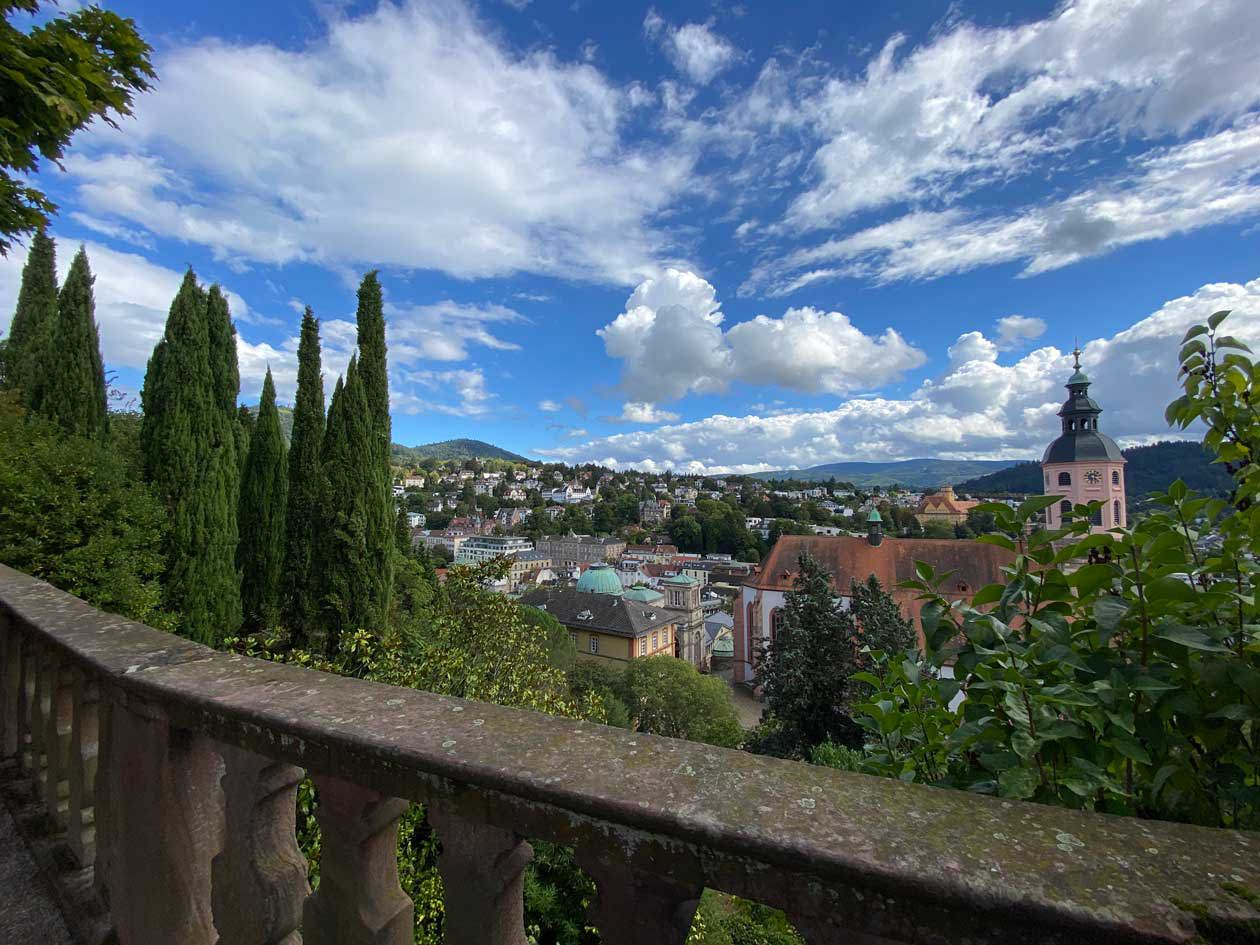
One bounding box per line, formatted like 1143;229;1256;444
968;583;1005;607
1153;623;1232;652
1094;596;1129;631
1182;323;1211;343
1109;737;1152;765
1215;335;1252;353
1207;704;1260;721
1017;494;1063;520
1207;309;1231;330
1068;563;1116;597
1130;675;1180;692
1144;576;1197;604
976;533;1017;552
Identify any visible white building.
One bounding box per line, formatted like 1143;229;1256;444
455;535;536;565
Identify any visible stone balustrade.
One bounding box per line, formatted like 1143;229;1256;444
1;563;1257;945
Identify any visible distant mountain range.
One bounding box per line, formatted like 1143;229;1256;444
956;441;1232;498
391;438;532;463
750;458;1020;488
249;411;530;464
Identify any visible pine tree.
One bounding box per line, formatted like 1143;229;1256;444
4;227;57;403
354;271;394;623
850;575;916;657
314;359;378;654
40;246;106;437
757;553;861;754
238;369;288;630
282;308;325;643
237;403;255;437
140;270;242;644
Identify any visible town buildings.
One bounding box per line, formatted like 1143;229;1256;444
733;353;1128;684
534;535;626;566
638;498;671;524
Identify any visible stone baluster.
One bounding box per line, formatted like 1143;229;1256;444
16;635;37;773
67;670;99;867
427;801;534;945
0;613;19;758
303;775;412;945
98;693;224;945
92;691;115;905
576;849;703;945
43;657;74;829
27;645;52;785
211;744;310;945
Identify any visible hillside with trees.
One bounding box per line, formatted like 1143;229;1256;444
391;437;530;463
751;458;1017;487
956;440;1233;498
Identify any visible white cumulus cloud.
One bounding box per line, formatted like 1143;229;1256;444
597;268;925;402
644;10;739;85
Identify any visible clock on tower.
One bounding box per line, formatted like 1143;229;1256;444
1085;469;1102;484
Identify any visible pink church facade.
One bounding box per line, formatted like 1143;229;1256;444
1041;347;1127;532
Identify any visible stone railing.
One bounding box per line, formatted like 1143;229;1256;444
1;564;1257;945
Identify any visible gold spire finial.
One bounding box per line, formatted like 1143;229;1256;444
1072;339;1082;370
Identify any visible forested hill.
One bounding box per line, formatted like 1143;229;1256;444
391;438;531;463
956;440;1233;497
751;458;1017;488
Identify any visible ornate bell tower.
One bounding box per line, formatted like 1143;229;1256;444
1042;345;1127;533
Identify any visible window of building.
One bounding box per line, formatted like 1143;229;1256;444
1090;505;1103;526
1114;499;1122;525
638;637;647;657
1058;471;1071;486
569;632;577;647
589;636;599;654
651;632;658;650
770;608;784;642
1112;470;1120;485
1059;499;1072;519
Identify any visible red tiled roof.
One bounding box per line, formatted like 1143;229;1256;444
749;535;1012;594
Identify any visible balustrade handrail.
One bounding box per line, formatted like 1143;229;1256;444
1;562;1257;945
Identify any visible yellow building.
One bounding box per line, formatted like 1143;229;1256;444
518;565;689;664
913;483;978;528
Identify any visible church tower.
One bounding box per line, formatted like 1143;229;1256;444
1042;346;1126;532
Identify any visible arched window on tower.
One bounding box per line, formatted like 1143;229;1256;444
1059;499;1072;521
1114;499;1122;526
1112;470;1120;485
1058;471;1072;486
1069;420;1076;431
1090;505;1103;526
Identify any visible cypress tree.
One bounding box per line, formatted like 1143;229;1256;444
354;271;394;622
314;359;377;654
282;307;325;643
141;270;242;644
238;403;256;437
40;246;106;437
4;227;57;403
207;285;244;510
394;505;412;557
238;369;288;630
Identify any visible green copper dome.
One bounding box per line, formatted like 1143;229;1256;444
665;573;697;586
623;585;664;604
576;563;623;596
867;509;882;523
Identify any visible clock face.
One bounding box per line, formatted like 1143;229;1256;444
1084;469;1102;484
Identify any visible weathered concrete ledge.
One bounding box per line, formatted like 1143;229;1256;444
1;563;1257;945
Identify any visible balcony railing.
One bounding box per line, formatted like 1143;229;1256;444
1;563;1257;944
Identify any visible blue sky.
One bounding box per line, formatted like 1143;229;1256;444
4;0;1260;472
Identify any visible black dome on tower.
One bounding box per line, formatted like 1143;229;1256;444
1041;346;1125;465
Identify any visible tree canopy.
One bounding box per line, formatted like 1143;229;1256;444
0;1;154;253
